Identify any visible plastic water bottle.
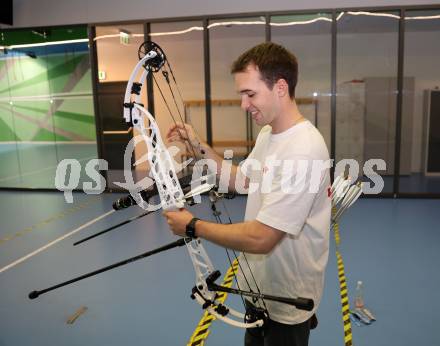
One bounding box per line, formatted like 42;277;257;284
354;281;364;308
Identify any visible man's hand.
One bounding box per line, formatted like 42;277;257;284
163;208;194;237
166;122;198;146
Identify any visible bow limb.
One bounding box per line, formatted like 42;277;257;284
123;50;158;124
193;293;264;328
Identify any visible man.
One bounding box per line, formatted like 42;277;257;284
164;42;330;346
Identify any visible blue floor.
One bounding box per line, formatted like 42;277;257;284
382;173;440;194
0;191;439;345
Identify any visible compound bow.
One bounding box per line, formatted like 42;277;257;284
121;41;314;328
28;41;314;330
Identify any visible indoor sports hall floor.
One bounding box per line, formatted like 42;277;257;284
0;191;439;346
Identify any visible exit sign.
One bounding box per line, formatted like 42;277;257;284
120;31;130;45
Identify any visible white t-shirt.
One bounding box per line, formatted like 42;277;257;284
236;120;331;324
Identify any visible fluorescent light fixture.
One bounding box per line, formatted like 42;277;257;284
207;20;265;28
270;17;332;26
406;14;440;20
346;11;400;19
92;13;440;41
94;33;143;41
150;26;204;37
0;38;88;50
339;11;440;21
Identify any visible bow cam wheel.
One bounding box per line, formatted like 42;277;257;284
138;41;166;72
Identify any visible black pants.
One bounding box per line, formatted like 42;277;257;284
244;302;314;346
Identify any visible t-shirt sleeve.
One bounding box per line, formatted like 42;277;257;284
256;157;320;236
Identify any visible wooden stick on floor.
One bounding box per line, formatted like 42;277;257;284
66;306;88;325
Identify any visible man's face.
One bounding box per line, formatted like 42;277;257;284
234;64;280;127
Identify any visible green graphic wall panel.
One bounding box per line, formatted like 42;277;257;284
33;128;57;141
60;98;94;116
13;103;51;120
0;26;98;189
1;60;51;97
0;117;17;141
71;70;93;93
53;112;96;140
12;116;42;141
0;47;96;143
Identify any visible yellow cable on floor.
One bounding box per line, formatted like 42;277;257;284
332;207;354;346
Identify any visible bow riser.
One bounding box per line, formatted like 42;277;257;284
132;104;185;211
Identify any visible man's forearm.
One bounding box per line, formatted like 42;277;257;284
194;140;246;193
193;139;223;171
195;220;268;254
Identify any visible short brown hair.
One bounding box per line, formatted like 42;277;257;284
231;42;298;98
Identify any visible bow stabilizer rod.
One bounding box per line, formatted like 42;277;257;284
29;237;188;300
205;271;314;311
74;175;197;246
73;210;154;246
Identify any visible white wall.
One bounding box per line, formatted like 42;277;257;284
11;0;440;28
